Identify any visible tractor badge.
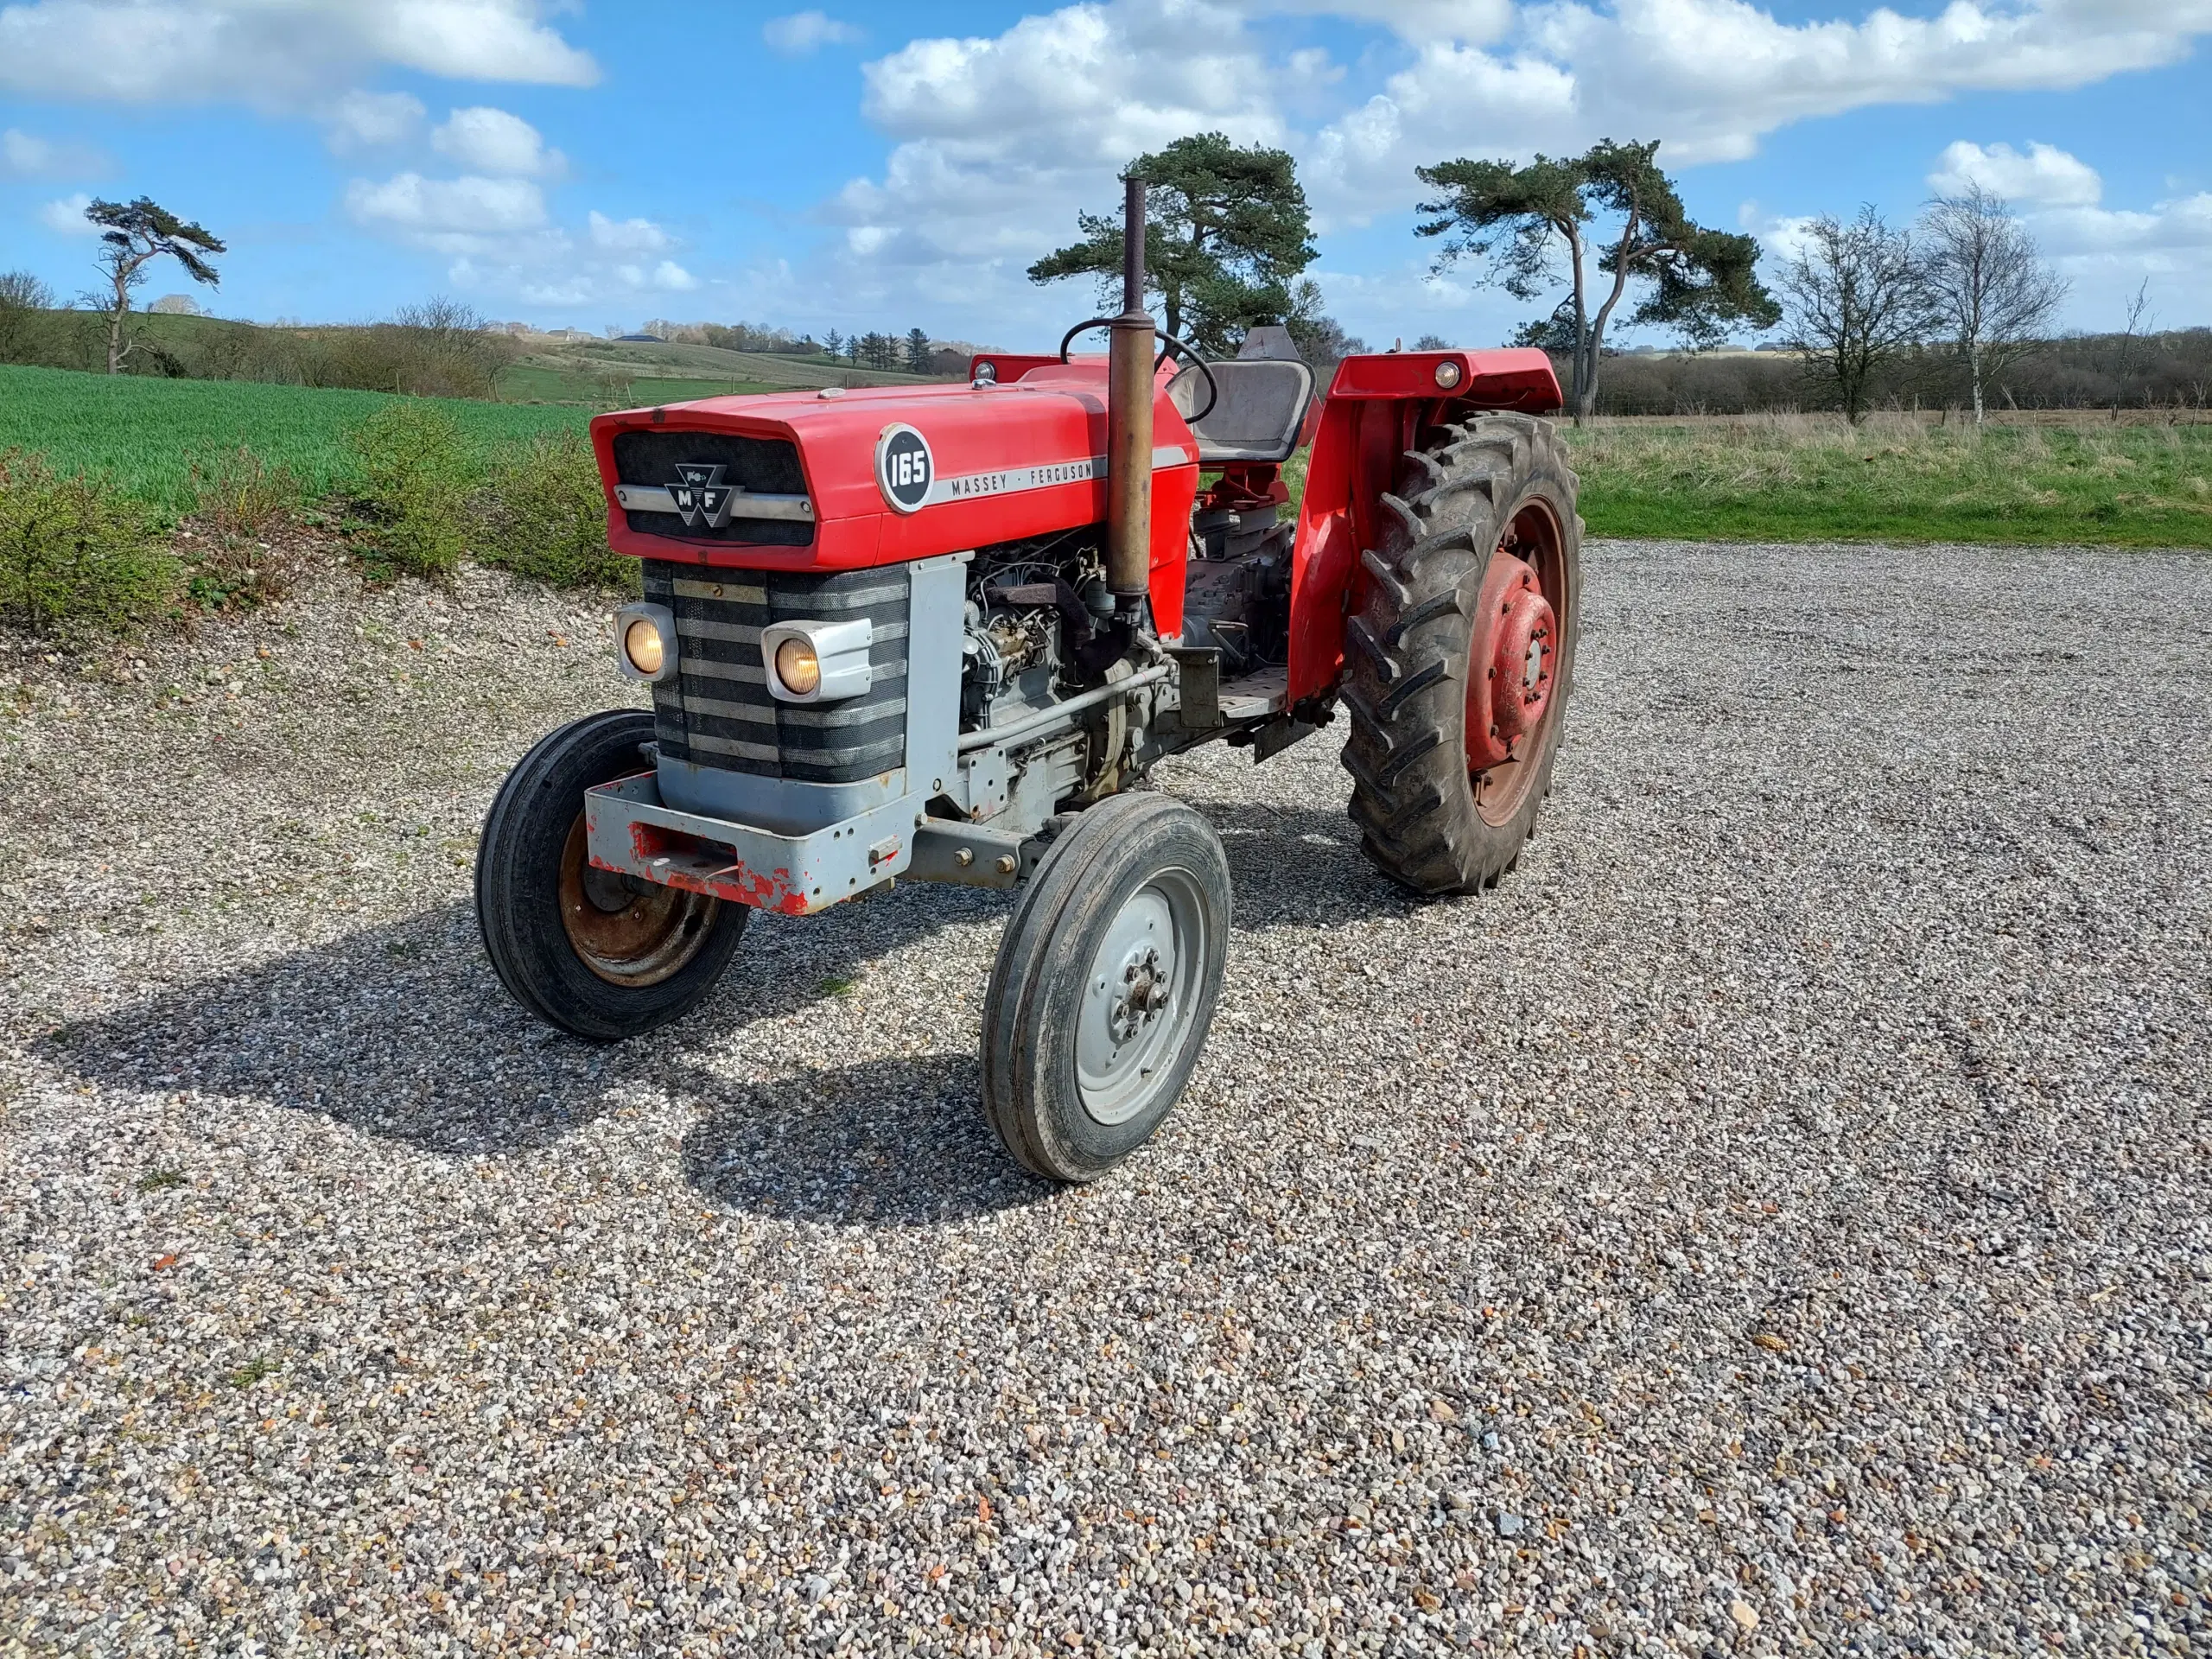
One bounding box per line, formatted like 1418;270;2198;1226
875;424;933;513
667;462;736;531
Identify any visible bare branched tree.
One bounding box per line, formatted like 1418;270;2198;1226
1285;275;1368;376
82;196;225;374
2118;278;2157;380
1777;207;1935;424
0;270;55;364
1916;184;2068;424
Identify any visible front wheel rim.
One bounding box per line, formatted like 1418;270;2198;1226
556;814;720;988
1075;868;1210;1126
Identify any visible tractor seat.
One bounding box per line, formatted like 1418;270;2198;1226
1169;356;1316;467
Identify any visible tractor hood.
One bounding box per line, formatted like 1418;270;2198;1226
590;365;1200;575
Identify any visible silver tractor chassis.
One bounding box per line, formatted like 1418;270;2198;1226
584;554;1308;922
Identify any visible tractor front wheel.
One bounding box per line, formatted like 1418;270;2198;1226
476;709;747;1041
1341;413;1581;894
981;793;1232;1183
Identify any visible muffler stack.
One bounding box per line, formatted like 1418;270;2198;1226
1104;175;1154;616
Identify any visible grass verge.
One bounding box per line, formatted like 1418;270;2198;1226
1562;414;2212;547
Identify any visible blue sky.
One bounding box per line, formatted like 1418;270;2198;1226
3;1;2208;353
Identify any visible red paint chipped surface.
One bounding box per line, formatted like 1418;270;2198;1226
608;820;813;915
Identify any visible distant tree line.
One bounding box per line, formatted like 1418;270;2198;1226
1582;188;2203;420
652;320;819;355
1562;328;2212;418
821;327;959;377
643;319;963;378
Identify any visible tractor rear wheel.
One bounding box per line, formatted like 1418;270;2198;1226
477;709;747;1041
1340;413;1581;894
981;793;1232;1183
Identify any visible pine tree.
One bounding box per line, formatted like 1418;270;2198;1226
1416;140;1779;424
1030;132;1316;356
83;196;226;374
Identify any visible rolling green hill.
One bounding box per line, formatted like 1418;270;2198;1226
496;337;945;405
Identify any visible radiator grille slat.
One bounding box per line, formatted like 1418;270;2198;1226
643;561;908;784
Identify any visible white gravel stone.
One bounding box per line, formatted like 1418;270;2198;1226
3;541;2208;1656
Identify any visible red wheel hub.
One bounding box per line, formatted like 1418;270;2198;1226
1465;551;1556;772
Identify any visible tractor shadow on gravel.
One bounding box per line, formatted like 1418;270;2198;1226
1197;798;1426;930
32;885;1001;1167
675;1052;1052;1225
33;798;1413;1195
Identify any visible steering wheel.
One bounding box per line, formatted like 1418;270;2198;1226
1057;318;1219;425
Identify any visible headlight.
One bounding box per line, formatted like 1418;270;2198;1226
611;601;677;683
761;617;873;702
773;636;821;696
1433;359;1464;390
624;617;664;675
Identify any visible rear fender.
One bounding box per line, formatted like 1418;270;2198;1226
1286;348;1560;703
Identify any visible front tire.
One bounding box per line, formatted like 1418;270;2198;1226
981;793;1232;1183
476;709;747;1041
1341;413;1582;894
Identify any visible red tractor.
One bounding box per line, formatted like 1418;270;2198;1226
479;183;1580;1182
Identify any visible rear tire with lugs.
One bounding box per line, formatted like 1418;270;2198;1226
1340;412;1581;895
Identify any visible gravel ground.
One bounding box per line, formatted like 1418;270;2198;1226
2;539;2208;1658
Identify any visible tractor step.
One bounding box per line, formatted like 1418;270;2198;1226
1217;666;1288;723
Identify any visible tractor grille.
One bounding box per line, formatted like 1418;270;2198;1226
642;561;909;784
613;430;813;546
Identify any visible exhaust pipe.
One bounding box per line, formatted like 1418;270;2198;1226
1105;175;1154;615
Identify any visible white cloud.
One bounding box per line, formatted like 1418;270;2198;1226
1928;139;2103;207
431;105;565;178
2;127;110;179
1935;143;2212;319
602;258;697;291
588;211;672;253
1754;213;1823;267
2036;193;2212;260
345;171;549;256
1306;0;2212;215
764;10;864;54
324;90;426;153
356;190;705;310
38;192;96;234
0;0;597;107
832;0;1294;312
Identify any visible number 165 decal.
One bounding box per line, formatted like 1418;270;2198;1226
875;423;934;514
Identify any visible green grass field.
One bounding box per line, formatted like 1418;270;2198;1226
0;365;591;512
1561;414;2212;547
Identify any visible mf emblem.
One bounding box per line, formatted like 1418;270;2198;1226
668;461;738;530
875;423;933;514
